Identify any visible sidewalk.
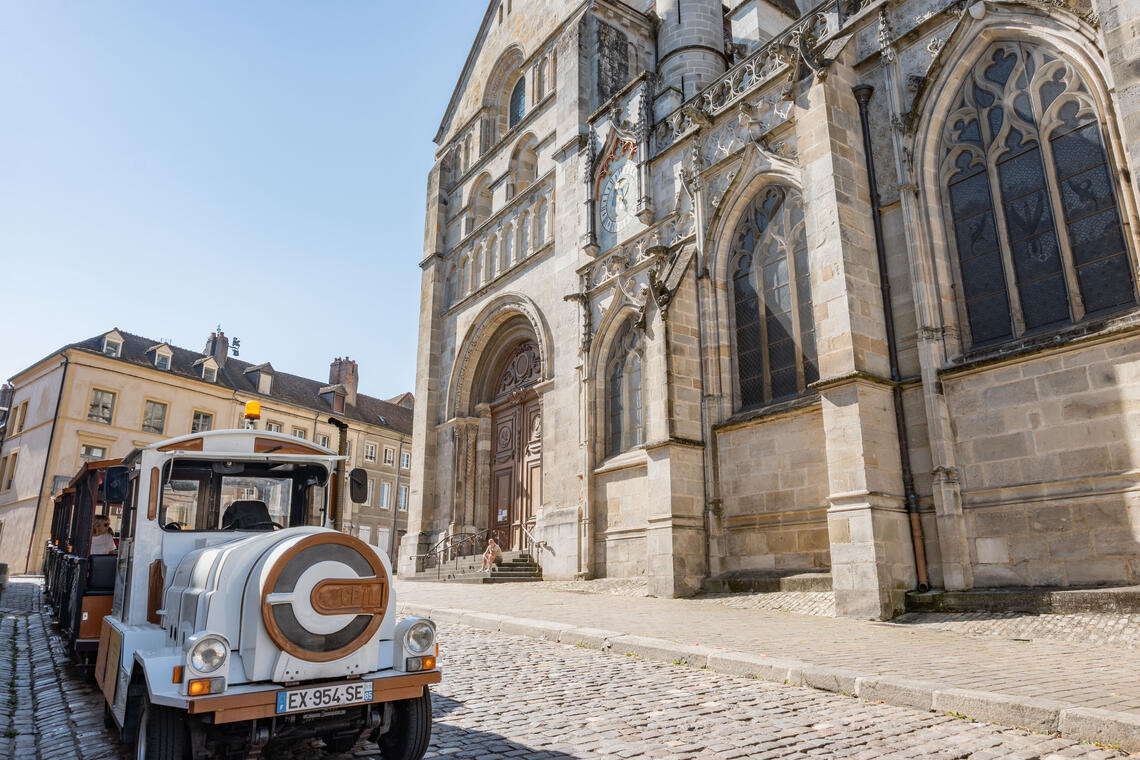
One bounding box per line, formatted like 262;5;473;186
394;579;1140;754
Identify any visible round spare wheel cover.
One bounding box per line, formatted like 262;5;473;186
260;532;389;663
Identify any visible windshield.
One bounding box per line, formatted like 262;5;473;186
159;459;328;532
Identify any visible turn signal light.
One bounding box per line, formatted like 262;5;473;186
405;656;437;672
187;677;224;696
172;666;183;684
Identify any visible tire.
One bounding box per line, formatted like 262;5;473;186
375;686;433;760
322;732;362;754
135;696;189;760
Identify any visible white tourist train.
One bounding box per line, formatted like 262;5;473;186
88;404;438;759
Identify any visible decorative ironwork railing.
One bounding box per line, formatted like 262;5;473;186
654;0;843;154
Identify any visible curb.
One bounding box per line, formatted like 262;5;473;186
399;602;1140;754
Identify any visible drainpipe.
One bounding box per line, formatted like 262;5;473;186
27;354;69;574
328;417;349;532
852;83;930;592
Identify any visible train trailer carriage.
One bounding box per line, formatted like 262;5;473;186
93;416;438;760
43;458;123;666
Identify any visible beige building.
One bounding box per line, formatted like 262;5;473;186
402;0;1140;618
0;328;412;574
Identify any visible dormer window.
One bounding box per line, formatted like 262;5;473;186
150;343;173;370
244;363;275;395
203;365;217;383
101;330;125;358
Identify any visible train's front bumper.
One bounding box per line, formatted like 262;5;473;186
186;668;441;724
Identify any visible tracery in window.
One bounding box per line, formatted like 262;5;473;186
730;185;817;409
509;77;526;128
606;319;644;456
942;41;1134;347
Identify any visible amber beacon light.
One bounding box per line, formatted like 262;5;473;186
244;401;261;421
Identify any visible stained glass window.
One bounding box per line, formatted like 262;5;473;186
509;78;526;129
729;186;817;410
941;41;1134;347
606;320;644;456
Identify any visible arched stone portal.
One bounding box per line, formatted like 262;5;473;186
447;303;549;552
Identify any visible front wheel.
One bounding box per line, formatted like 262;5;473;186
375;686;432;760
135;696;189;760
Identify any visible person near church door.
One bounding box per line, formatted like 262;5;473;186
480;538;502;572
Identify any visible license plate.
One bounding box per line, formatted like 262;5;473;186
275;682;373;714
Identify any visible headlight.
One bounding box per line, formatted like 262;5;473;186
190;636;228;673
405;621;435;655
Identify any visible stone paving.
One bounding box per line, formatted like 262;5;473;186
395;580;1140;720
2;577;1131;759
537;578;1140;650
266;623;1128;760
0;578;126;760
889;612;1140;650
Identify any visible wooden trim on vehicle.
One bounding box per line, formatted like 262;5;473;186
147;467;159;520
188;670;440;724
310;577;387;616
260;532;389;663
254;437;326;456
94;620;112;691
79;595;114;639
158;437;203;452
146;560;164;624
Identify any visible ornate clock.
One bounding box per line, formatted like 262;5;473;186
597;139;639;243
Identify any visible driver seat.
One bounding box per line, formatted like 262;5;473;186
221;500;274;530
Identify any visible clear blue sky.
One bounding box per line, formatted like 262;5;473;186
0;1;488;400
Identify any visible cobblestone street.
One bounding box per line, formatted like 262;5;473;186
0;579;1132;760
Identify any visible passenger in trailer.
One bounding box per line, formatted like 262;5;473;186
90;515;117;554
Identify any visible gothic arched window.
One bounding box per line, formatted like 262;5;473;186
730;185;817;409
606;320;644;456
509;78;526;129
942;41;1135;347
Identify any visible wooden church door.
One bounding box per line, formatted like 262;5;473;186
489;342;541;550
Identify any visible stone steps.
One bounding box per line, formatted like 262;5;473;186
702;571;832;594
405;551;543;584
906;584;1140;614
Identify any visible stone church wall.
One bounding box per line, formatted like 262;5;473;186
716;405;831;573
945;333;1140;587
407;0;1140;616
593;457;649;578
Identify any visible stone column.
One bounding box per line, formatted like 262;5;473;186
645;441;707;598
399;162;448;576
1093;0;1140;180
796;47;917;618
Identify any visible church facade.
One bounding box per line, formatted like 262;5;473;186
400;0;1140;618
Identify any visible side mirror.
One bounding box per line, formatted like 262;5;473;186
104;466;130;504
348;468;368;504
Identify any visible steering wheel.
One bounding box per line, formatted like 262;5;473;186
224;521;283;531
164;522;185;531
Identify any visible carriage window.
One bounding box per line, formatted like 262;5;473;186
158;462;324;531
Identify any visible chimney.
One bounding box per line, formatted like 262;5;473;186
203;330;229;367
329;357;359;407
0;383;14;434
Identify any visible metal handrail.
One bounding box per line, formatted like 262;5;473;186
417;527;507;579
520;522;547;572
